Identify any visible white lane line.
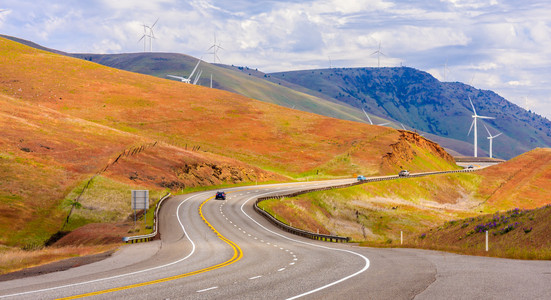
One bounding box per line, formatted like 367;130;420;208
278;268;286;272
249;276;262;280
1;191;213;299
289;262;295;265
240;191;371;300
197;286;218;293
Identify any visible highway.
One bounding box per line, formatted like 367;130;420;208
1;178;550;299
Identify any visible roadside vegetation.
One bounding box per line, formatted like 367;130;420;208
258;149;551;259
409;205;551;259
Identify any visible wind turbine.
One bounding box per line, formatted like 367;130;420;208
138;18;158;52
371;42;385;68
467;97;495;157
483;124;502;158
138;24;149;52
362;108;389;126
207;32;223;63
147;18;158;52
167;58;201;84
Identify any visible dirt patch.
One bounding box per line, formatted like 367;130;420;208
53;223;131;247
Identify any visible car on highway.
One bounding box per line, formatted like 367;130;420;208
215;191;226;200
357;175;367;181
467;165;474;169
398;170;410;177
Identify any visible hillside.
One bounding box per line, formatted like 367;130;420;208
6;34;547;160
68;52;370;124
258;148;551;258
267;67;551;159
0;36;458;250
476;148;551;210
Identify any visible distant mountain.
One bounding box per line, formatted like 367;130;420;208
266;67;551;159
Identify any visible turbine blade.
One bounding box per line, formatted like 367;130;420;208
468;119;475;136
189;59;201;79
494;133;503;138
478;116;495;120
151;18;159;28
378;122;390;126
362;108;373;125
483;124;491;136
400;123;406;130
468;96;477;115
193;70;203;85
167;75;185;80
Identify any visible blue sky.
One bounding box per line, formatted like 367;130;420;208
1;0;550;118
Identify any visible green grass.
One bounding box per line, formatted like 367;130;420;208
258;173;483;243
63;176;167;228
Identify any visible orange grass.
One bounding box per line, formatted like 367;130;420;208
0;37;455;252
0;244;118;275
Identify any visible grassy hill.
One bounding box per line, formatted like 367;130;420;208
6;35;547;160
258;148;551;258
267;67;551;159
0;36;458;255
69;52;370;124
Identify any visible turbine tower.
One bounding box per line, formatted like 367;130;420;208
443;59;450;81
483;124;502;158
138;24;149;52
467;97;495;157
371;42;385;68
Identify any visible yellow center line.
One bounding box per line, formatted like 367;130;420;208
58;195;243;299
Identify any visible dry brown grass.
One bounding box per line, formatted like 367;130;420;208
477;148;551;210
0;244;118;275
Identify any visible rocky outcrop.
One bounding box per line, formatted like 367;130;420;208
382;130;455;171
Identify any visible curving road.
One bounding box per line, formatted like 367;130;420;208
1;178;550;299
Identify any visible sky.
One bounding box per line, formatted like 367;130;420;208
1;0;550;118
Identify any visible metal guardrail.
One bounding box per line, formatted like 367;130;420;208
254;168;477;243
123;193;171;244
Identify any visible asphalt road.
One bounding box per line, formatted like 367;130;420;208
1;178;550;299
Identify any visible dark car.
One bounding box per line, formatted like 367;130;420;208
215;191;226;200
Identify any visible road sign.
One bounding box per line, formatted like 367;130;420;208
132;190;149;210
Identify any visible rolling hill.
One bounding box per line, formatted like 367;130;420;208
267;67;551;159
257;148;551;258
0;36;457;249
5;34;547;160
